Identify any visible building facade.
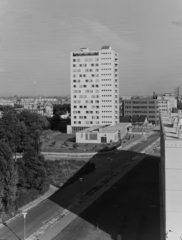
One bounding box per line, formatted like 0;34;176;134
156;93;177;111
160;112;182;239
123;98;159;124
70;46;119;133
76;123;131;144
158;99;170;115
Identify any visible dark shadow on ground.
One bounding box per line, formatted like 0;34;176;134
48;147;161;240
66;136;76;142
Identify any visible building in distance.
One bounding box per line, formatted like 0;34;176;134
69;46;119;133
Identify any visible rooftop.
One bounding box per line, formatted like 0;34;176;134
78;123;131;134
161;111;182;140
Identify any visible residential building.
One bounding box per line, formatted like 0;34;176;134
158;99;170;115
155;92;177;110
70;46;119;133
160;111;182;239
123;98;159;124
0;98;14;106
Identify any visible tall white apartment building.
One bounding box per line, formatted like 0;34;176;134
70;46;119;133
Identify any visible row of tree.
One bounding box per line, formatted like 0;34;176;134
0;109;49;214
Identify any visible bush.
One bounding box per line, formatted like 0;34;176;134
39;182;50;195
45;160;96;188
63;162;96;187
15;189;40;209
73;143;78;149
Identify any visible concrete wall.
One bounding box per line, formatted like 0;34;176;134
165;140;182;239
160;116;166;240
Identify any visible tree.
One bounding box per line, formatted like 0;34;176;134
53;104;70;116
0;110;30;156
18;110;49;153
0;141;18;212
20;148;49;191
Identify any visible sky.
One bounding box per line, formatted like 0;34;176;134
0;0;182;96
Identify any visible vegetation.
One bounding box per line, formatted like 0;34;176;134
45;160;96;188
0;141;18;212
53;104;70;116
0;109;50;217
49;104;71;132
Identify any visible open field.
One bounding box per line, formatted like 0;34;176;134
53;156;160;240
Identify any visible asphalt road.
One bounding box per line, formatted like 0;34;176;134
52;156;160;240
0;132;160;240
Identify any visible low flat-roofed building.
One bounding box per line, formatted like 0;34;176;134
160;111;182;239
76;123;131;144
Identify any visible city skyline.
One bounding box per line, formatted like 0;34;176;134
0;0;182;96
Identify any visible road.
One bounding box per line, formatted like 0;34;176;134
0;132;160;240
52;156;160;240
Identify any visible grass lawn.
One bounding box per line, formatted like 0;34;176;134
53;156;160;240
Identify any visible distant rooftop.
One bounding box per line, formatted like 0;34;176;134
101;46;112;50
161;111;182;140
